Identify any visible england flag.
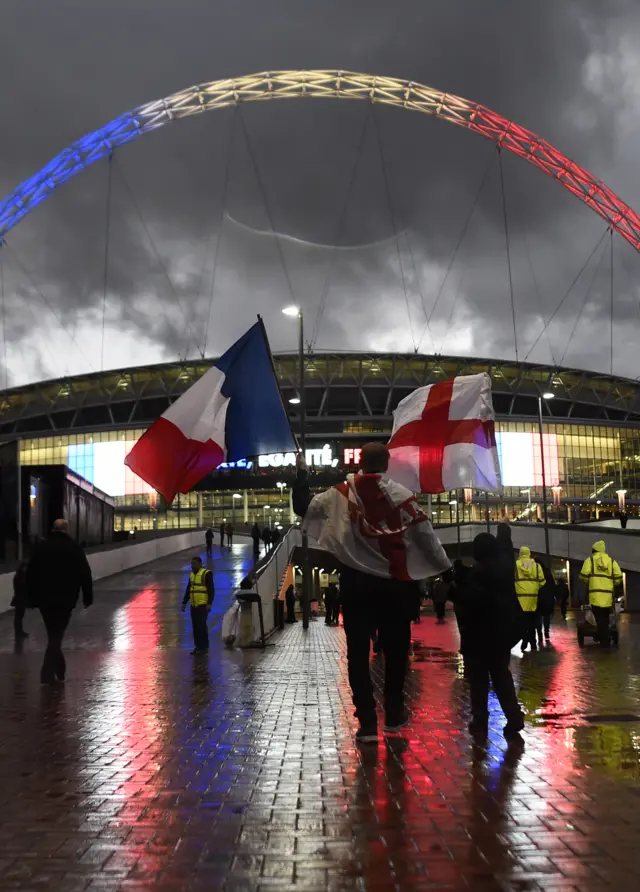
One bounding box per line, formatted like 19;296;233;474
387;373;502;494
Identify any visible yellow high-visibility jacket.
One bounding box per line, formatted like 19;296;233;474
186;568;213;608
579;541;623;608
515;546;545;613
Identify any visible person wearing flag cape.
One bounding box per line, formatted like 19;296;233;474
293;442;451;744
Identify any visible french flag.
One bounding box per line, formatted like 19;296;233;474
124;320;295;503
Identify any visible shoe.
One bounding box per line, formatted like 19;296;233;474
468;719;489;742
355;724;378;744
384;709;409;733
190;648;208;655
15;631;29;639
503;717;525;741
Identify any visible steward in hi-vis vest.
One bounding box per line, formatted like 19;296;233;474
515;546;545;653
182;556;215;654
579;540;623;647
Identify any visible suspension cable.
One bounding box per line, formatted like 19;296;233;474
523;229;609;362
404;232;436;355
372;108;416;352
114;157;203;360
438;267;467;356
498;148;518;361
0;246;6;389
522;233;558;367
2;240;93;371
415;146;496;353
100;153;114;371
202;108;238;359
610;229;614;377
559;236;608;366
310;106;371;350
238;108;297;306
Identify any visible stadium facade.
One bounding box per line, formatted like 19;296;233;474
3;352;640;532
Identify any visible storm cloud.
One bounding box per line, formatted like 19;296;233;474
1;0;640;386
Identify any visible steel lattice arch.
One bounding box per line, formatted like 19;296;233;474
1;70;640;250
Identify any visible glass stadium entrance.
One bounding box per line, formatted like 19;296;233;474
16;417;640;532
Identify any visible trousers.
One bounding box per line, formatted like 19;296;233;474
190;604;209;651
521;612;538;649
14;603;26;636
592;605;612;645
341;571;418;726
40;606;72;682
466;648;522;727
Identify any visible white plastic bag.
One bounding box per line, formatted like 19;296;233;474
222;600;241;648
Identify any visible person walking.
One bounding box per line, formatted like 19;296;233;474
251;522;261;560
451;532;525;743
26;519;93;684
262;527;272;552
515;545;545;652
11;560;30;640
536;562;557;645
181;556;215;654
432;576;449;624
450;559;471;670
556;577;570;620
285;583;297;623
205;527;214;558
325;582;339;626
495;523;516;573
579;540;623;647
293;443;450;743
271;528;281;549
226;523;234;547
219;522;225;548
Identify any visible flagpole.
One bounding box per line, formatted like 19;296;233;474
298;309;312;631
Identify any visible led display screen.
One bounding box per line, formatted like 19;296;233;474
495;431;560;487
67;441;154;497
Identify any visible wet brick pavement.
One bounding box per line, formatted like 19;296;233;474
1;541;640;890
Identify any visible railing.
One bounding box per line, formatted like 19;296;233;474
236;527;302;645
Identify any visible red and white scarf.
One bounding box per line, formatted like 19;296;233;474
302;472;450;581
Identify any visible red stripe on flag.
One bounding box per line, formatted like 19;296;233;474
124;417;224;504
350;474;410;580
388;379;495;493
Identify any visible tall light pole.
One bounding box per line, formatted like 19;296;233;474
538;392;554;566
282;305;311;629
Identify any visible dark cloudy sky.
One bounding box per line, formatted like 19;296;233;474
1;0;640;387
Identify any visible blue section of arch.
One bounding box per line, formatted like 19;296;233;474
0;112;147;240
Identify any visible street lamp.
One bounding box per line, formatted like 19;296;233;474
538;392;554;565
282;303;311;628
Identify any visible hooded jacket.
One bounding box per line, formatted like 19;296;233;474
449;533;524;653
514;545;545;612
579;540;623;608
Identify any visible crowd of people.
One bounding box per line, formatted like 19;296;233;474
292;442;625;746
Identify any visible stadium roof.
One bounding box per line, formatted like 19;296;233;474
1;353;639;438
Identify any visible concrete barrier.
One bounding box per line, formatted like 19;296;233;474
0;532;252;615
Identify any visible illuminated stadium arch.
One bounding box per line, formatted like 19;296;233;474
1;70;640;251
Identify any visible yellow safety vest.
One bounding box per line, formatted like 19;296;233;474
580;553;622;608
515;558;544;613
188;568;210;607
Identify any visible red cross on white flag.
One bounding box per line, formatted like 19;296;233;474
387;373;503;494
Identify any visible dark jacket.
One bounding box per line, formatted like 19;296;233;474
26;532;93;610
451;533;523;654
537;564;557;614
205;529;214;543
292;469;312;518
495;523;516;574
251;524;261;542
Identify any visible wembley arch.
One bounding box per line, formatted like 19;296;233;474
1;70;640;252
